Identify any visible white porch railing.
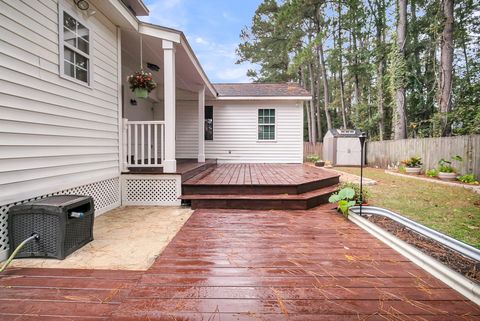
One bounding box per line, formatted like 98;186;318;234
123;120;165;168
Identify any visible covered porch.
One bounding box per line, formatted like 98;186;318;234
120;24;216;174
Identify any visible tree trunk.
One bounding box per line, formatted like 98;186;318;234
307;63;317;142
438;0;454;136
315;47;324;140
314;69;323;140
337;1;348;129
376;31;385;140
352;32;361;107
318;42;332;130
301;67;312;142
394;0;408;140
372;0;386;140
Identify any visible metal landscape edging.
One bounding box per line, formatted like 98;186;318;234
348;206;480;306
350;206;480;262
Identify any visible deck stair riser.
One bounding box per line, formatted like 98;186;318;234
183;175;339;195
188;186;337;210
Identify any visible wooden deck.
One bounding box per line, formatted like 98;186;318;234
182;164;340;209
2;207;478;320
124;159;217;182
184;163;336;186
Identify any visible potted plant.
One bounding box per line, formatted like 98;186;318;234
127;70;157;99
401;156;422;174
437;155;462;181
306;155;325;167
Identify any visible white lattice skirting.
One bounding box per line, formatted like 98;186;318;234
121;174;181;206
0;177;121;262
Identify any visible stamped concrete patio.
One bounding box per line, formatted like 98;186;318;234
1;205;479;320
10;206;192;270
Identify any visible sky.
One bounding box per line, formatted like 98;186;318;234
140;0;262;83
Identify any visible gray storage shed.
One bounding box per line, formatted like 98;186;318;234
323;129;364;166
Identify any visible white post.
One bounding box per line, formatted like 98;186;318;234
122;118;129;172
117;27;124;173
197;86;205;163
162;40;176;173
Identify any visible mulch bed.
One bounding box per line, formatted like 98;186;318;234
367;215;480;284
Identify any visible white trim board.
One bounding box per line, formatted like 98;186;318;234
216;96;312;101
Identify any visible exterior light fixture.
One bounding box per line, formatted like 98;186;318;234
74;0;90;11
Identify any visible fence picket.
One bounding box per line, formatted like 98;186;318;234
365;135;480;177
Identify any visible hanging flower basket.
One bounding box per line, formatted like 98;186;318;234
127;70;157;99
134;88;148;98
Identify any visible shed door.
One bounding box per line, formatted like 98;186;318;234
336;138;361;166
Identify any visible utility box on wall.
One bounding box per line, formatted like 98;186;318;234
323;129;364;166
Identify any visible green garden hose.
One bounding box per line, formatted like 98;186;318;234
0;234;39;273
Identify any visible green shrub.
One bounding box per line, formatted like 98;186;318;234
306;154;320;163
425;169;438;178
339;182;370;204
457;174;479;184
328;187;356;217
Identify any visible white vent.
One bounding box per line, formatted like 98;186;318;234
122;174;181;206
0;177;121;261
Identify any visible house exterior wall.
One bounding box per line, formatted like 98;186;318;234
175;100;198;158
176;100;304;163
0;0;121;206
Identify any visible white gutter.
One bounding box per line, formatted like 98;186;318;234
216;96;312;101
105;0;138;30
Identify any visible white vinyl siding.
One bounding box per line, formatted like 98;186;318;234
176;100;198;159
175;100;303;163
0;0;120;205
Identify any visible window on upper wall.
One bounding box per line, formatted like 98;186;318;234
205;106;213;140
258;109;275;140
60;11;90;84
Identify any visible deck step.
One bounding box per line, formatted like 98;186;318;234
182;186;338;210
182;175;340;195
180;163;216;183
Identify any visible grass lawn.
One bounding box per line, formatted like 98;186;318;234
336;167;480;248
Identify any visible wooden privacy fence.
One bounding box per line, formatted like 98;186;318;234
366;135;480;177
304;142;323;159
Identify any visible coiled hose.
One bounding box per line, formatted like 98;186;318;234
0;234;39;273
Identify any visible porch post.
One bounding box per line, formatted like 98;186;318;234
197;86;205;163
162;40;176;173
122;118;129;172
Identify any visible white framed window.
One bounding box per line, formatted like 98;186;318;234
59;9;91;85
258;108;276;141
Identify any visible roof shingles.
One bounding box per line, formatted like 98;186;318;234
213;83;311;97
